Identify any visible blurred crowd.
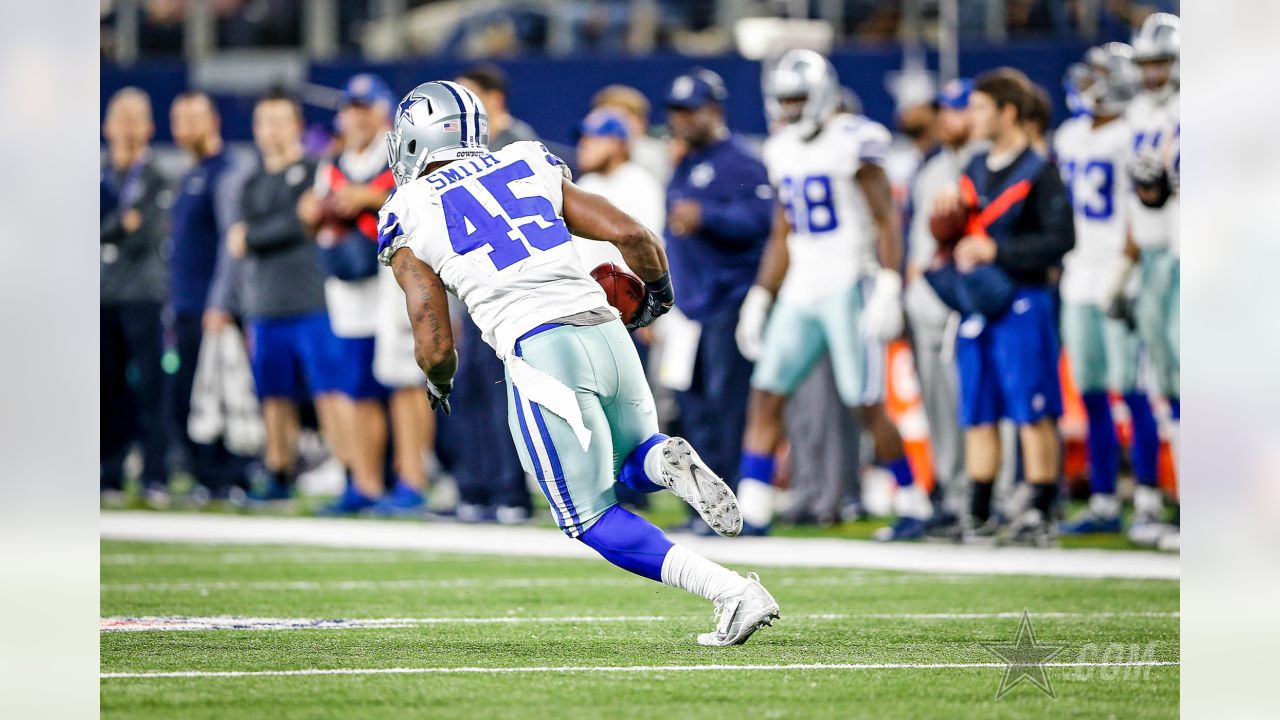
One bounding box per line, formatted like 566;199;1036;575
100;0;1179;62
102;10;1179;549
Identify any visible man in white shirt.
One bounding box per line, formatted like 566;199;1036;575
571;108;665;271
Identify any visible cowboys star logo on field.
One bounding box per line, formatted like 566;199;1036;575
980;610;1068;700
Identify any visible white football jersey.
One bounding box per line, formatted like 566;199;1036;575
1124;90;1180;250
1054;115;1134;304
377;141;612;355
762;113;891;305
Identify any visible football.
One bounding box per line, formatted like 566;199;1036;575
929;202;972;253
591;262;645;325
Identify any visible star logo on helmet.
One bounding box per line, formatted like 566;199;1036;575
398;95;425;126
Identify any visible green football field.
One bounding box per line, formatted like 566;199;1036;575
100;538;1179;719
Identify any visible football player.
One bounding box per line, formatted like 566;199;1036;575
378;80;779;646
1105;12;1180;546
1054;43;1163;535
735;49;925;538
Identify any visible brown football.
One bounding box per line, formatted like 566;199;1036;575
591;262;645;326
929;203;972;253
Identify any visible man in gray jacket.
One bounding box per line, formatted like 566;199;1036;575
226;91;344;501
101;87;171;501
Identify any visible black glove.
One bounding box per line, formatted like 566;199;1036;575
427;380;452;415
1105;295;1137;332
1131;152;1172;209
626;272;675;331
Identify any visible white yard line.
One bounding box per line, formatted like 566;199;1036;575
101;660;1181;679
103;551;450;566
100;611;1180;632
100;572;985;594
100;512;1179;580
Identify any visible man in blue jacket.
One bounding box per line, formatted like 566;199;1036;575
663;68;773;532
166;91;249;500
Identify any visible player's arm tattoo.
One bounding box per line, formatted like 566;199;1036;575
855;163;904;272
560;179;668;282
391;247;457;387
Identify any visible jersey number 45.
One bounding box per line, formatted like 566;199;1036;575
442;159;571;270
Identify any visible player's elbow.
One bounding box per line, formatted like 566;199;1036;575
614;222;656;253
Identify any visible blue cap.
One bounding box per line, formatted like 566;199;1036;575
340;73;394;109
936;78;973;110
665;68;728;109
578;109;630;141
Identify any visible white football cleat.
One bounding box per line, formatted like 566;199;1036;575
697;573;780;647
655;437;743;537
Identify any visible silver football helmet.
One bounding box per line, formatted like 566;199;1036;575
1132;12;1179;95
1132;12;1180;62
385;80;490;187
1068;42;1140;118
763;49;840;134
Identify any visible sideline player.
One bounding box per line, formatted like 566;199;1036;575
735;49;926;538
1055;44;1162;535
378;80;780;646
1106;12;1181;546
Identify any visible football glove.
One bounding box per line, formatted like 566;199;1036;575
626;272;675;331
860;268;905;342
1130;152;1172;209
427;380;452;415
735;285;773;361
1103;256;1138;330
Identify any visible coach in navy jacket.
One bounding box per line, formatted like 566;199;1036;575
663;68;773;529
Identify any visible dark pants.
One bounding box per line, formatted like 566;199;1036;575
677;308;753;491
167;311;245;495
102;302;169;490
442;314;530;510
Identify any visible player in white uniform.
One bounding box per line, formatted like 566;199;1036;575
1055;43;1163;535
1105;13;1181;546
378;80;779;646
734;50;924;538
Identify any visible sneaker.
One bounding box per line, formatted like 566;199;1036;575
652;437;742;538
999;509;1058;547
453;501;493;524
1156;527;1180;552
1129;521;1176;547
923;513;966;542
696;573;781;647
963;516;1002;544
317;484;375;516
494;505;531;525
1060;511;1123;535
142;482;171;509
873;516;927;542
246;479;293;505
370;481;426;517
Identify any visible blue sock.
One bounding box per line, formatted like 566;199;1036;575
577;504;674;582
616;433;667;493
1124;392;1159;487
1082;391;1118;495
739;451;775;485
882;456;914;488
1168;396;1180;421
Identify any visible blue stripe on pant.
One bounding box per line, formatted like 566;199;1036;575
511;383;567;530
529;399;581;533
